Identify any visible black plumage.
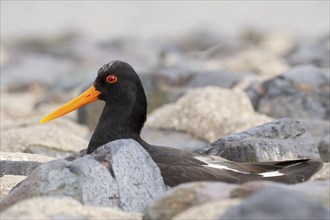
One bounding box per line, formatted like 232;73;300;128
41;60;323;187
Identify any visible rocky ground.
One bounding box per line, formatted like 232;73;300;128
1;30;329;219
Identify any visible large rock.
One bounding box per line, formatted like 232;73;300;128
230;180;330;208
0;152;54;177
0;92;39;118
202;118;320;162
286;40;330;67
1;139;167;212
147;86;272;143
1;119;89;158
1;196;142;220
173;199;241;220
220;187;330;220
257;65;330;120
143;182;236;220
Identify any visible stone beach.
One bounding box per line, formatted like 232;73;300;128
1;29;329;219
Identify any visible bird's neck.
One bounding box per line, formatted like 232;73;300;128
87;90;147;153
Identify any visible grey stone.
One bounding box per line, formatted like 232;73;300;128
147;86;272;143
0;175;26;200
300;119;330;154
188;71;253;89
141;127;207;153
310;163;330;182
1;196;142;220
318;135;330;162
257;65;330;121
143;182;236;220
173;199;242;220
1;139;167;212
230;180;330;208
202;118;320;162
0;152;54;177
1;122;88;158
220;187;330;220
286;42;330;67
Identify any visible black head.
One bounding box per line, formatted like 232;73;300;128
40;60;147;152
94;61;143;103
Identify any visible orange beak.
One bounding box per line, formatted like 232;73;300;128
40;85;101;124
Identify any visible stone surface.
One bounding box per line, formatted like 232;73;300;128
0;152;54;163
208;48;289;76
147;86;272;143
1;139;167;212
143;182;236;220
310;163;330;181
0;152;54;177
1;122;88;158
173;199;241;220
1;116;89;136
230;180;330;208
286;42;330;67
202;118;320;162
0;175;26;200
257;65;330;120
141;127;207;152
318;135;330;162
0;92;39;118
300;119;330;153
1;196;142;220
188;71;253;89
220;187;330;220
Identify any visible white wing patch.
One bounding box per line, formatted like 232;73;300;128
194;156;284;177
205;163;250;174
258;171;284;177
194;156;250;174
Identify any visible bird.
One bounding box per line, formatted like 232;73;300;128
40;60;322;187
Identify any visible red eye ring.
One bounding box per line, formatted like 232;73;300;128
106;75;118;84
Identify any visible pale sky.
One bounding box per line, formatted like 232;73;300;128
1;1;329;40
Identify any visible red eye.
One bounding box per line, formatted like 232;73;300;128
106;75;118;84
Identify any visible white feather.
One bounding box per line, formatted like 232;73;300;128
258;171;284;177
194;156;284;177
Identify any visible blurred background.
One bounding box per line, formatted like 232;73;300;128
1;1;329;158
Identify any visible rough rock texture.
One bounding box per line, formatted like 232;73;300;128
318;135;330;162
257;65;330;120
310;163;330;181
220;187;330;220
147;86;272;143
0;152;54;177
230;180;330;208
141;127;207;152
1;196;142;220
0;175;26;200
173;199;241;220
1;139;167;212
1;116;89;136
1;122;88;158
202;118;320;162
143;182;236;220
0;152;54;163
